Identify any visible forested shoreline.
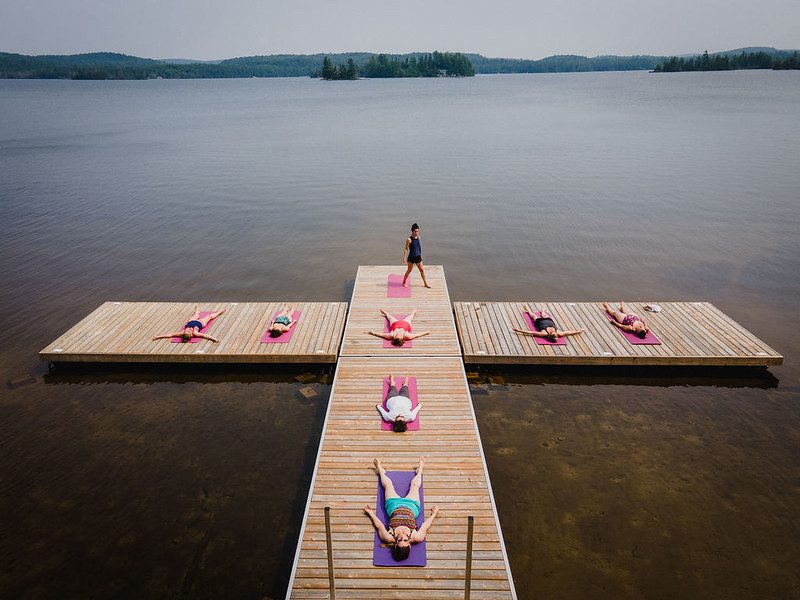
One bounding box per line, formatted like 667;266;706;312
655;49;799;72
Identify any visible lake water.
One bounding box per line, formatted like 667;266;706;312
1;71;798;599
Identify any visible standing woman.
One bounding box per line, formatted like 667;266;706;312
401;223;431;288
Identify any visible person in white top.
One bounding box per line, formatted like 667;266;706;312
377;375;421;433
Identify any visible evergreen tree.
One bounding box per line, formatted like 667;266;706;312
321;56;336;80
345;58;358;79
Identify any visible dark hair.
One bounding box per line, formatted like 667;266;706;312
636;329;647;339
391;337;405;347
411;223;419;232
393;419;408;433
269;328;282;338
181;331;193;342
391;544;410;561
547;332;558;342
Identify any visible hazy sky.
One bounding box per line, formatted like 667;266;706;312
2;0;798;60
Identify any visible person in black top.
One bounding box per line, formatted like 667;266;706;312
513;304;584;342
401;223;431;288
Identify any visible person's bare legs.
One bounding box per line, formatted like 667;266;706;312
416;262;430;288
198;307;226;326
407;457;425;502
603;302;625;322
380;308;399;325
401;262;414;287
405;308;418;324
374;458;400;499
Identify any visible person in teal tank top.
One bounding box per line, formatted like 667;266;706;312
401;223;431;288
267;304;298;337
364;457;440;562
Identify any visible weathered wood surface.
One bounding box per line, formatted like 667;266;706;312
39;301;348;363
454;301;782;366
286;357;516;599
340;266;462;358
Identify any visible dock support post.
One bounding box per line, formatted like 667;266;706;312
465;515;474;600
325;506;335;599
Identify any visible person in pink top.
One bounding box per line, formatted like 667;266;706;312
366;308;431;347
604;302;649;338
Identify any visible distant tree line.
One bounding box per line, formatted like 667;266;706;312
360;52;475;77
654;50;799;72
320;56;358;80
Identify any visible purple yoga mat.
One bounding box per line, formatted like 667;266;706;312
522;311;567;346
604;311;662;345
170;311;217;343
383;315;413;348
374;471;426;567
260;310;302;343
380;377;420;431
387;274;411;298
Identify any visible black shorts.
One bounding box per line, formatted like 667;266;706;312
407;256;422;264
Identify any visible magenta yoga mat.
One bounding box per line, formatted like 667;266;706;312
380;376;420;431
170;311;217;343
604;311;662;345
374;471;426;567
522;310;568;346
260;310;302;343
386;274;411;298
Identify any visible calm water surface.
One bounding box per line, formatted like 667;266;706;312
1;71;799;599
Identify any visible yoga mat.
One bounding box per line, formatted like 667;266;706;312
604;311;662;345
374;470;426;567
383;315;413;348
387;274;411;298
261;310;302;343
523;311;567;346
380;376;420;431
170;311;217;343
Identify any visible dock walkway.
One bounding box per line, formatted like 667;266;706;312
454;301;782;366
287;267;517;598
40;301;348;363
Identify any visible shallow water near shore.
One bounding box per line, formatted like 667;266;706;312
1;71;799;599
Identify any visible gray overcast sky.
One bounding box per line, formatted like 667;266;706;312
2;0;798;60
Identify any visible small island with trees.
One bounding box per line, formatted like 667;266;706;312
654;49;799;72
318;51;475;80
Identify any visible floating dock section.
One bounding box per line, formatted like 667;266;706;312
454;301;782;366
287;267;517;598
40;301;348;363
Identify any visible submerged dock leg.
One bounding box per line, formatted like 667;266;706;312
465;515;474;599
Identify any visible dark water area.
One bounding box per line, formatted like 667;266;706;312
1;71;799;599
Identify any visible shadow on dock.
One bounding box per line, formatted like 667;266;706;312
468;365;780;390
42;362;335;387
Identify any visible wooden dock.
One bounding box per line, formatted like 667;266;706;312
39;301;348;363
287;267;517;598
454;301;783;366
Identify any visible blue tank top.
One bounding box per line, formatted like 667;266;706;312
408;236;421;258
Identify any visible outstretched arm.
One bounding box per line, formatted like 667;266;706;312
409;404;421;421
376;404;392;422
610;321;634;333
196;333;219;343
152;332;182;340
409;330;430;340
364;506;394;544
366;330;392;340
513;328;546;338
412;505;439;542
558;329;585;337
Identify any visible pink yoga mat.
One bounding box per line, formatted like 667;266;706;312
380;376;420;431
387;274;411;298
170;311;217;343
604;311;662;345
261;310;302;343
522;311;567;346
383;315;413;348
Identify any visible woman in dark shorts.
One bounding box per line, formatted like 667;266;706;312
401;223;431;288
513;304;585;342
152;305;226;343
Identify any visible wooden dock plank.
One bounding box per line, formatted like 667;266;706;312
455;301;782;366
340;266;461;357
39;302;348;363
286;357;516;599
